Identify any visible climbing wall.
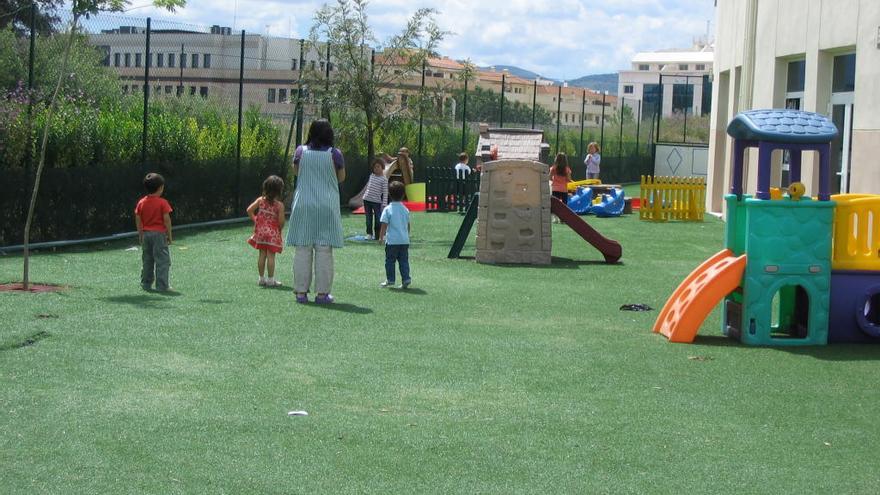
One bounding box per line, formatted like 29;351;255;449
475;160;551;265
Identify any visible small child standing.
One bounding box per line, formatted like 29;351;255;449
247;175;285;286
379;181;411;289
584;142;601;180
362;158;388;240
135;173;173;291
453;152;471;179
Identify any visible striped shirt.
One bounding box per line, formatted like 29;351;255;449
362;173;388;206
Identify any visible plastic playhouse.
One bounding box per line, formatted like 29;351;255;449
655;109;880;346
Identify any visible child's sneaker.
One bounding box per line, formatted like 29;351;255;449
380;280;393;288
314;294;335;304
295;293;308;304
366;234;374;240
402;279;411;289
266;278;282;287
259;277;267;286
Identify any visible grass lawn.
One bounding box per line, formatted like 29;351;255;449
2;209;880;493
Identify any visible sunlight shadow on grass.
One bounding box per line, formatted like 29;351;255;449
309;302;373;314
103;294;173;309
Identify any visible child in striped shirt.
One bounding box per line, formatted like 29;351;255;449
362;158;388;240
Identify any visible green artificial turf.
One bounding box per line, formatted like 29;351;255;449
2;210;880;494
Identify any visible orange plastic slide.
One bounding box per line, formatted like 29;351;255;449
653;249;747;343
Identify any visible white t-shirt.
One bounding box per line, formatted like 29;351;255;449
454;162;472;179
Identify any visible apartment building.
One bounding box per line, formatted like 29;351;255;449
90;26;332;119
706;0;879;213
617;44;713;117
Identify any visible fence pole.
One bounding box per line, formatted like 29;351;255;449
178;43;183;95
323;43;331;120
531;79;537;129
555;85;561;155
635;99;642;159
294;39;305;148
499;73;505;128
142;17;151;172
655;74;663;142
579;89;585;160
282;39;301;165
236;29;244;210
418;58;425;174
599;91;607;155
618;97;624;162
683;75;689;143
461;78;468;152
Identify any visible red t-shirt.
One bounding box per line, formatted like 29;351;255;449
135;195;173;232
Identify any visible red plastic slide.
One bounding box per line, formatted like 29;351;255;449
550;197;622;263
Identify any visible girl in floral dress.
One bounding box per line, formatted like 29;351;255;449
247;175;285;286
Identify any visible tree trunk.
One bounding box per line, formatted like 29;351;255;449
22;15;79;290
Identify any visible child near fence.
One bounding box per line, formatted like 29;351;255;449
135;173;173;292
584;142;601;180
379;181;411;289
246;175;285;286
362;158;389;240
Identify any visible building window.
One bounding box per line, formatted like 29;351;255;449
203;54;211;68
328;62;334;71
672;83;694;114
189;86;196;95
623;85;634;94
157;53;164;67
124;53;131;67
786;60;806;93
200;86;208;97
135;53;142;67
98;46;110;66
165;85;172;94
695;64;706;71
401;94;408;108
176;86;183;96
291;59;297;70
147;54;152;67
268;88;276;103
168;53;175;68
678;64;688;70
279;88;287;103
191;53;199;69
310;60;316;70
181;53;186;68
114;53;121;67
122;84;128;94
638;64;649;71
320;61;325;71
832;53;856;93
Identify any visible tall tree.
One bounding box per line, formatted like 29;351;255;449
0;0;62;35
21;0;185;290
309;0;445;165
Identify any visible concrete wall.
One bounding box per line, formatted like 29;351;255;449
707;0;880;214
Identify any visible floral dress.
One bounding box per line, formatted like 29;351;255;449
248;199;283;253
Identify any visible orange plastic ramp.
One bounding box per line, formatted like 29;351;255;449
653;249;747;343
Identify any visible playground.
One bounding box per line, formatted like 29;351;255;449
3;209;880;493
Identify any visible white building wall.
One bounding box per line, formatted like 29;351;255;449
706;0;880;214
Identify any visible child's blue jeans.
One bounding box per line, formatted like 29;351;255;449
384;244;410;283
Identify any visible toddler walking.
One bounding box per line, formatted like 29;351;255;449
247;175;285;286
362;157;388;240
379;181;411;289
135;173;173;291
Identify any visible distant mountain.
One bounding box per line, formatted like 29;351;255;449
476;65;619;95
567;73;619;95
477;65;548;81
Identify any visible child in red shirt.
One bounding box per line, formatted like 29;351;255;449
135;173;173;291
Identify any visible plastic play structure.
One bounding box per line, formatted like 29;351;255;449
639;176;706;222
447;159;621;264
567;186;626;217
655;109;880;345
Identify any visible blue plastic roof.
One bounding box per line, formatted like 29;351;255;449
726;109;838;144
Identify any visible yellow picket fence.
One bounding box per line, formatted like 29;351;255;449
639;176;706;222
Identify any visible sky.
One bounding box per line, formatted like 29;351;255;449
128;0;717;80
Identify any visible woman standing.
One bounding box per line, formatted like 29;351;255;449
287;119;346;304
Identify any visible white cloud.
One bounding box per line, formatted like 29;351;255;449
118;0;715;78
